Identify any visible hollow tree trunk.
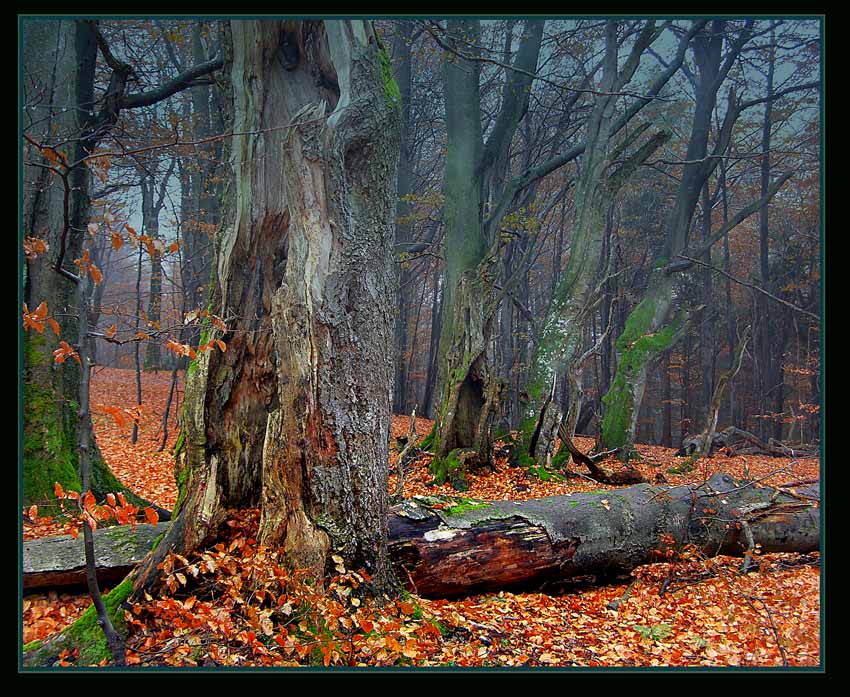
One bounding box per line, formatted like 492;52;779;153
135;19;401;594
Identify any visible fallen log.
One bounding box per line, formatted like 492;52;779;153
23;476;817;598
388;473;819;597
677;426;819;458
24;522;170;590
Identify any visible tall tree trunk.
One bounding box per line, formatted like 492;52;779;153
136;19;401;593
422;268;443;419
429;20;544;487
755;27;776;441
392;21;414;415
514;22;671;469
181;21;220;348
22;20;128;505
697;181;716;427
662;350;673;447
599;21;753;457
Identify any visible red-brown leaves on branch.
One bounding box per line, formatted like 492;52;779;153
23;236;49;259
53;341;82;366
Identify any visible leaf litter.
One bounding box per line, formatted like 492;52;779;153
23;368;820;667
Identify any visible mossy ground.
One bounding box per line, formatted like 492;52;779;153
22;577;134;667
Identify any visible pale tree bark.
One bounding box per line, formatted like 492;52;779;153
514;21;671;470
600;20;760;457
135;19;401;594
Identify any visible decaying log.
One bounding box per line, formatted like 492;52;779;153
388;473;819;598
677;426;819;458
24;475;817;599
24;522;170;590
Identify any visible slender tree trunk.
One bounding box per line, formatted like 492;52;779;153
422;268;443;419
756;28;776;441
720;162;736;428
699;326;751;457
392;21;414;415
515;23;671;469
662;350;673;447
698;182;715;427
132;244;143;444
599;21;754;457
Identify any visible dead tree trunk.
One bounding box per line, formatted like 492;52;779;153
389;473;818;597
27;475;817;600
134;19;401;595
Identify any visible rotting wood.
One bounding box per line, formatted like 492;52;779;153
26;475;817;600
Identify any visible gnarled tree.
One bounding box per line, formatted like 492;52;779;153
134;19;401;594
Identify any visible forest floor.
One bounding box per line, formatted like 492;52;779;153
22;368;821;669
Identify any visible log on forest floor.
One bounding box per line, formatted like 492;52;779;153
389;473;819;597
22;475;818;599
24;522;170;590
677;427;819;458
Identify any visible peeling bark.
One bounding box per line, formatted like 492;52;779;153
136;20;400;595
27;475;817;600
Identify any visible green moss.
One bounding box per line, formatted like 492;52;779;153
150;530;166;551
174;429;185;457
668;452;699;474
551;446;571;469
444;497;490;516
379;47;401;108
68;577;133;665
601;300;684;451
24;577;134;666
527;465;566;482
172;456;193;516
23;640;43;652
23;335;81;506
428;448;469;491
23;335;149;508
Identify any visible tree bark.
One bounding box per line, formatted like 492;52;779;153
429;20;544;486
390;473;819;598
31;475;817;601
22;20;138;506
599;21;753;457
515;21;670;468
392;21;415;415
134;19;401;595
